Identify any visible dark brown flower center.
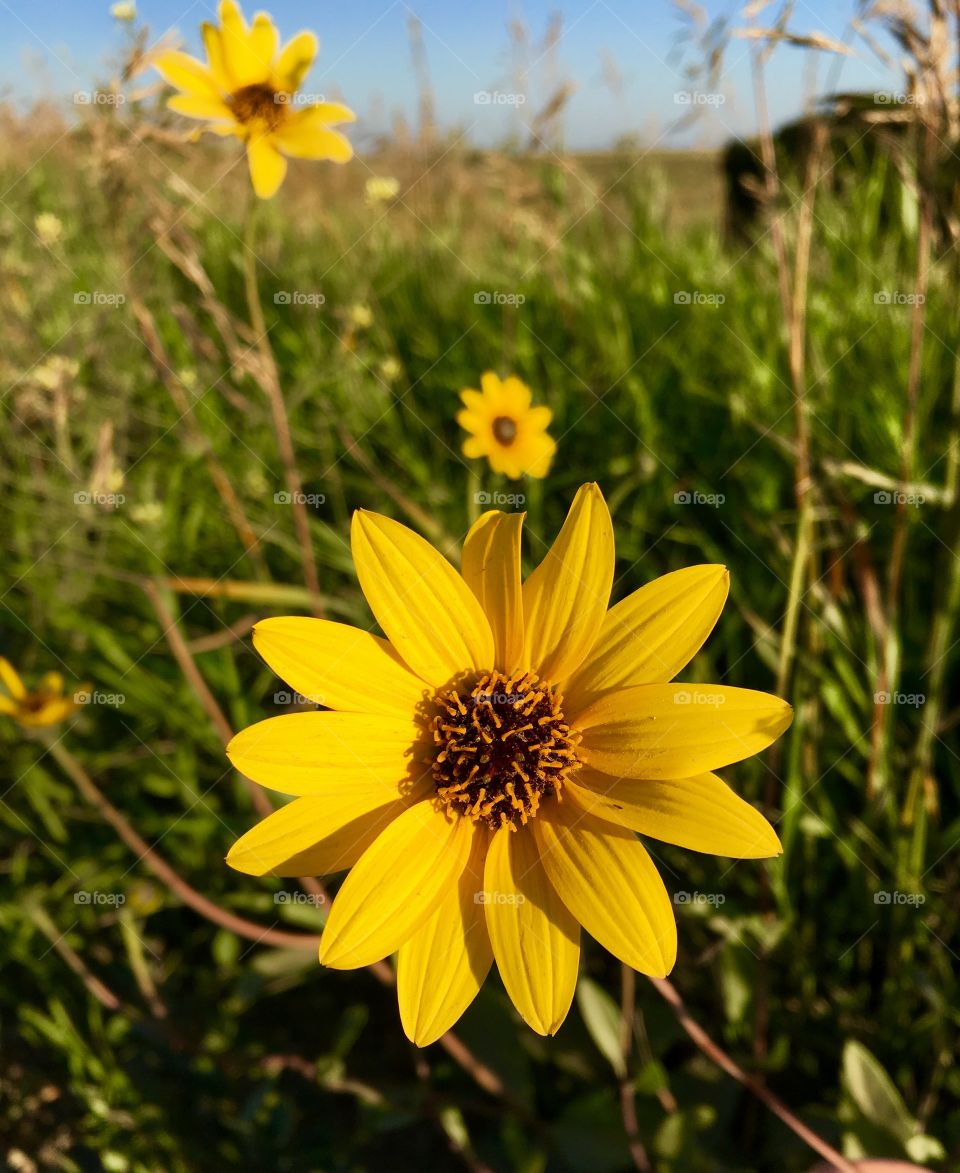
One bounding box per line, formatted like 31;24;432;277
430;670;581;830
228;83;287;130
492;415;518;445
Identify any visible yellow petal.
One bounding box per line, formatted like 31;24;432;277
226;775;430;877
461;511;525;672
0;658;26;699
568;769;782;858
248;11;279;70
247;135;287;199
226;711;421;795
576;684;793;779
562;565;730;716
153;49;222;97
320;801;474;968
218;0;266;87
483;824;579;1035
274;115;353;162
351;510;494;687
253;617;425;718
508;430;555;479
275;30;318;92
534;800;676;976
522;483;614;684
168;93;236;122
201;23;232;89
397;828;493;1046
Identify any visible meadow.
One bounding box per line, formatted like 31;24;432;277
0;65;958;1172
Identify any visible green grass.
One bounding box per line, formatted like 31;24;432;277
1;111;958;1171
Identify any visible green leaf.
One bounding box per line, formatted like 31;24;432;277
842;1039;916;1143
575;976;626;1078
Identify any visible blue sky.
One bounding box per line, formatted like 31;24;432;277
1;1;904;149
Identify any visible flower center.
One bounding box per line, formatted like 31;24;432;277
492;415;518;445
228;83;287;131
430;670;581;830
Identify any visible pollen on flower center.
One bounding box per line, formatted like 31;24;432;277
228;83;288;130
492;415;518;445
430;670;581;830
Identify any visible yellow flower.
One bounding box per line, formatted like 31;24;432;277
0;659;79;728
153;0;355;199
227;484;792;1045
458;372;556;480
111;1;136;21
364;175;400;205
34;212;64;246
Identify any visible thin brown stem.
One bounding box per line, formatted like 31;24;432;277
46;739;319;952
649;977;856;1172
241;207;323;616
619;964;653;1172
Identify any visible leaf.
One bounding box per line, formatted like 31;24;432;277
576;976;626;1078
842;1039;916;1144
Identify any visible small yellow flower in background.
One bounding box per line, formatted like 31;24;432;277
226;483;792;1045
34;213;64;246
365;175;400;205
0;659;79;728
111;1;136;21
153;0;355;199
348;303;373;330
458;372;556;480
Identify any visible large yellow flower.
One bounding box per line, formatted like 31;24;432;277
227;484;791;1045
458;372;556;479
0;658;78;728
154;1;355;199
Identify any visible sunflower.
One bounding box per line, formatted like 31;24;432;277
0;658;78;728
227;484;791;1045
153;1;355;199
458;372;556;479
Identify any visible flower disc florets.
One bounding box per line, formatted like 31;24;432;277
430;669;582;830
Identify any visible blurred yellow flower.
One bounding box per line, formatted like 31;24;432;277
111;1;136;20
225;484;791;1044
458;372;556;480
365;175;399;205
34;212;64;246
348;303;373;329
0;659;79;729
153;0;355;199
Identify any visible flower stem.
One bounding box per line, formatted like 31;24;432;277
241;203;323;616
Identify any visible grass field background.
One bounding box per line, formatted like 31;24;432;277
1;87;958;1171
